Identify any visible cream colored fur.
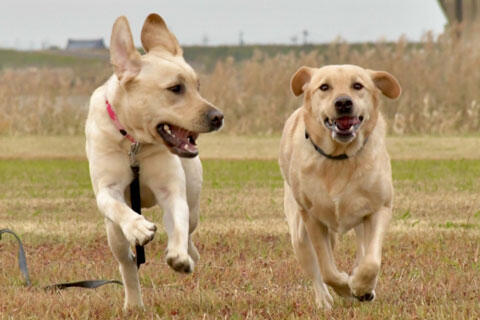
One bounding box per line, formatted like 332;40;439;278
279;64;401;309
85;14;222;309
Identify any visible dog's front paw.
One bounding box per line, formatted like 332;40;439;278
122;215;157;246
348;261;379;301
354;290;375;302
314;282;333;310
123;299;145;311
328;272;353;298
166;250;194;273
188;239;200;262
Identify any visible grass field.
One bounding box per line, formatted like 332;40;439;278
3;135;480;160
0;49;106;70
1;136;480;319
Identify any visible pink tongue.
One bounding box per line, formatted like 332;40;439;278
336;117;358;130
172;127;188;139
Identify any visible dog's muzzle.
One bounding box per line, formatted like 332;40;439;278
206;108;224;131
156;123;199;158
324;115;363;143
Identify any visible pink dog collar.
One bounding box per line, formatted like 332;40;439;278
106;99;136;143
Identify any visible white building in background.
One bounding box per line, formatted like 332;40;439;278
66;39;106;50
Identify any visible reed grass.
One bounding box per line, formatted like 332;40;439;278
1;25;479;135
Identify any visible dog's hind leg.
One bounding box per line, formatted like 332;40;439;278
284;183;333;309
106;219;143;309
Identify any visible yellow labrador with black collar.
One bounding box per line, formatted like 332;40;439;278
279;64;401;309
85;14;223;309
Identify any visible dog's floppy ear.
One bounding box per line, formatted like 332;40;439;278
110;16;142;85
291;66;312;96
141;13;182;55
369;70;402;99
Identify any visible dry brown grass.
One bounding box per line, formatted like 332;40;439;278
1;154;479;319
1;25;480;136
0;67;109;135
1;23;480;317
0;137;480;318
3;135;480;161
200;25;480;135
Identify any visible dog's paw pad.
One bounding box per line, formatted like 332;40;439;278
166;253;194;274
354;291;375;302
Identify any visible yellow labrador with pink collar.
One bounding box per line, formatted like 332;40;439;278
279;65;401;309
85;14;223;309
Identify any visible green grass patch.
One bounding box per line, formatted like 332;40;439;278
0;49;106;70
392;159;480;192
204;159;282;190
0;159;91;198
1;158;479;197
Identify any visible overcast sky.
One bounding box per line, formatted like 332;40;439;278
0;0;447;50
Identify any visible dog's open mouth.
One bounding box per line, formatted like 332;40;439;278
157;123;199;158
324;116;363;141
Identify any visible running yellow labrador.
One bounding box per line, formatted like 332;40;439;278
279;64;401;309
85;14;223;309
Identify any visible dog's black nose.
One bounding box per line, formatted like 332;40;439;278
334;95;353;114
206;108;224;130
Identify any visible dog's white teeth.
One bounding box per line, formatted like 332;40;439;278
348;126;354;132
164;124;172;135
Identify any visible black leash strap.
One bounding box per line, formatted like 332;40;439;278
1;228;122;290
130;165;145;268
0;229;31;286
44;279;122;290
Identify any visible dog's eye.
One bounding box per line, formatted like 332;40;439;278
168;84;184;94
352;82;363;90
319;84;329;91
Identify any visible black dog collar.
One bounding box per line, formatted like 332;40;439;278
305;131;349;160
305;131;369;160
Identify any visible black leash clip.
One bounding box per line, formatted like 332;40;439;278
129;142;141;167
